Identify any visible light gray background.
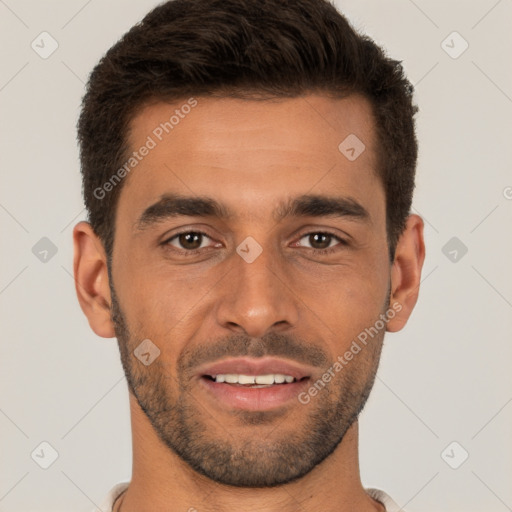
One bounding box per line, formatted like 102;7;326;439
1;0;511;510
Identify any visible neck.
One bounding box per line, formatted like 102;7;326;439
116;394;384;512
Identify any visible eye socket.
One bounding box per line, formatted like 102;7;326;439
293;231;348;255
163;231;216;253
161;230;348;257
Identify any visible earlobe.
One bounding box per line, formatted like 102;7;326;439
386;214;426;333
72;221;115;338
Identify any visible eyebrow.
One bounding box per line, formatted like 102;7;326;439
134;193;371;232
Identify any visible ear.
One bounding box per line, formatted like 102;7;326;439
386;214;426;332
72;221;115;338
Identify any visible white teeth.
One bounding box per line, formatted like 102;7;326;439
255;374;274;385
238;374;256;384
212;373;296;384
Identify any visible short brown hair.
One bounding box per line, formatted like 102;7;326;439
78;0;418;263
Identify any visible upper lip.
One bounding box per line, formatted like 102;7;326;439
197;357;313;380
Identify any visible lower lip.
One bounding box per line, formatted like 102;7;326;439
200;377;310;411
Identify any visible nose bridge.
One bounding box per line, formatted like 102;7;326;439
215;240;299;337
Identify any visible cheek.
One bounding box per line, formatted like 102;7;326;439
120;264;215;346
307;261;389;342
309;258;386;303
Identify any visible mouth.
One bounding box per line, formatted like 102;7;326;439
202;373;307;386
197;357;313;411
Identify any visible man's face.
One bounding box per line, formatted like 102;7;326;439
109;94;392;487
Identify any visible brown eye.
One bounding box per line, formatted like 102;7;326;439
165;231;212;251
308;233;332;250
293;231;348;255
178;232;203;250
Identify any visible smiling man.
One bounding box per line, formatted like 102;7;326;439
73;1;425;511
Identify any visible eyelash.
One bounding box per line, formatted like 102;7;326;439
161;230;348;256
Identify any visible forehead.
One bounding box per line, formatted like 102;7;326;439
118;94;382;226
128;93;376;159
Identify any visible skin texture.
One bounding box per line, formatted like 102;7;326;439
73;94;425;512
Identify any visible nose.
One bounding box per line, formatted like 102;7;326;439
214;244;300;338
